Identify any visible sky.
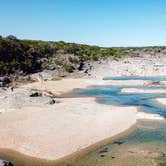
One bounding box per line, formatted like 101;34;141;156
0;0;166;47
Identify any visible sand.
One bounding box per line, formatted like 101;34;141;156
0;79;138;160
136;112;164;120
21;78;108;95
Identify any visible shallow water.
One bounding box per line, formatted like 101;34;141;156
65;77;166;165
65;120;166;166
77;84;166;117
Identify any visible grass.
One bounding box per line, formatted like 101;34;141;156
51;77;62;81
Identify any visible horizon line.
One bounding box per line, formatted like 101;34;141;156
1;34;166;48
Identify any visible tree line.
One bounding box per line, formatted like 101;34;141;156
0;35;124;76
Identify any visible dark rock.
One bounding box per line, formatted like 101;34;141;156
99;147;109;154
84;69;89;74
49;99;56;105
100;154;105;158
0;159;14;166
10;87;14;92
48;98;61;105
148;81;165;86
0;77;11;87
30;92;41;97
113;140;125;145
78;60;85;71
159;152;166;158
128;151;135;154
89;65;93;70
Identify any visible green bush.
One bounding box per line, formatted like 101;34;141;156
63;63;75;73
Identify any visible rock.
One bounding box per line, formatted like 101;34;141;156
148;81;165;86
0;159;14;166
113;140;125;145
84;69;89;74
99;147;108;154
49;99;56;105
78;60;85;71
100;154;106;158
48;98;61;105
89;65;93;70
0;77;11;87
30;92;42;97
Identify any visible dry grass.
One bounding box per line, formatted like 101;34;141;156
51;77;62;81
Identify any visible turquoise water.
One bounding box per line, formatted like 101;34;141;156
77;85;166;117
65;77;166;165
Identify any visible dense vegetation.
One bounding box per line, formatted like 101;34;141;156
0;35;124;76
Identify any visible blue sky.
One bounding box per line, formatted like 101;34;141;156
0;0;166;46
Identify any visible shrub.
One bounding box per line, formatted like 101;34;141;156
63;63;75;73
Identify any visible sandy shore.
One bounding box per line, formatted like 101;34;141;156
156;98;166;106
136;112;164;120
0;79;138;160
21;79;156;95
21;78;108;95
